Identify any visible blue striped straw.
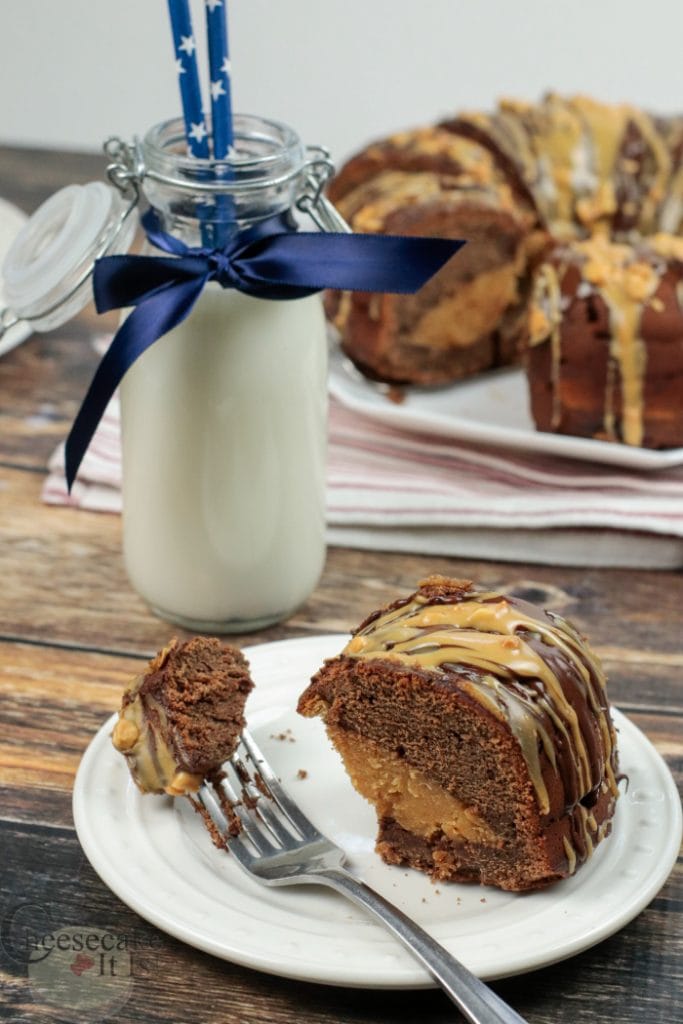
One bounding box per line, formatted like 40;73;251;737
205;0;235;242
205;0;234;159
167;0;210;159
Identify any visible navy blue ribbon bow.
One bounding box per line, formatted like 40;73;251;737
64;210;464;489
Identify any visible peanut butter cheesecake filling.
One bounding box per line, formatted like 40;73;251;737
330;728;500;847
112;674;203;796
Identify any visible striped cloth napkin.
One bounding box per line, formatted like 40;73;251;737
43;362;683;569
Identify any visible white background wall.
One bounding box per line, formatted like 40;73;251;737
1;0;682;168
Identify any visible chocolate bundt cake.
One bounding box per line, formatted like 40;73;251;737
298;576;619;892
528;233;683;448
329;93;683;447
112;637;253;795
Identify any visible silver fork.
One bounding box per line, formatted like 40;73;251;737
197;729;528;1024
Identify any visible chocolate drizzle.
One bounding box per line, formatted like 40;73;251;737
343;577;619;871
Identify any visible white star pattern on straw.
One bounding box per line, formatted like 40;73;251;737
205;0;223;11
189;121;208;143
210;79;226;101
175;58;186;75
220;56;231;76
178;34;196;56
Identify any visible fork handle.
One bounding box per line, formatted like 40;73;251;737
319;868;528;1024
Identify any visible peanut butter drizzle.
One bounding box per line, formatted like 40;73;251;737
570;95;629;185
344;585;618;861
497;109;539;184
529;262;564;428
562;836;577;875
659;166;683;234
649;232;683;262
568;95;629;229
530;97;586;225
579;236;659;446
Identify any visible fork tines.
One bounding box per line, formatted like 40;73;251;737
197;729;321;864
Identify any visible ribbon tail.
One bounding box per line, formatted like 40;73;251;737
231;233;466;297
64;275;207;491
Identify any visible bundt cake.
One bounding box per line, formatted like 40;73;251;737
329;93;683;447
298;576;619;892
112;636;253;795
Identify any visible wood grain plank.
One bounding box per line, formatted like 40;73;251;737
0;644;138;828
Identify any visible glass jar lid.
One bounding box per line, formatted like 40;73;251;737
1;180;137;335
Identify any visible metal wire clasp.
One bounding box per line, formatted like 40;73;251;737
298;145;351;234
104;136;143;202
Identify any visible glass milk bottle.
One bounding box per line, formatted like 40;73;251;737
120;115;328;632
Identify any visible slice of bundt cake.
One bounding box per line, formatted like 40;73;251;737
527;232;683;448
112;636;253;795
298;576;619;892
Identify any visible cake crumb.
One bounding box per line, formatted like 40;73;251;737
385;385;406;405
480;897;487;903
253;773;271;799
270;728;296;743
296;769;308;780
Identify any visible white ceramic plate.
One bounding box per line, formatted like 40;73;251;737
328;345;683;471
73;635;682;989
0;197;31;358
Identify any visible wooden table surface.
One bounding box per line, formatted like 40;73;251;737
0;145;681;1024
